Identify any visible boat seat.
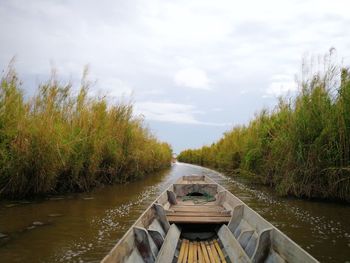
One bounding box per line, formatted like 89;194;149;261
166;198;231;224
166;208;231;223
155;224;181;263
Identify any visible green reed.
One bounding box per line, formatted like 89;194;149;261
178;53;350;201
0;65;172;198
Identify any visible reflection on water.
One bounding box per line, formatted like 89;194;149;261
0;163;349;262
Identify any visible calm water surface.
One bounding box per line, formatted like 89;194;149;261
0;163;349;262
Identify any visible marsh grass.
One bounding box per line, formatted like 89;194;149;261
0;64;172;198
178;53;350;201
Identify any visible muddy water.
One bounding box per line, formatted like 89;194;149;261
0;163;349;263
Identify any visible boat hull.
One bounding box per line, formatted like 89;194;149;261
102;175;318;263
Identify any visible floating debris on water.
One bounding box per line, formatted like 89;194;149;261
83;197;94;200
19;201;32;204
48;213;63;217
5;203;19;208
33;221;44;226
0;233;7;238
49;197;64;201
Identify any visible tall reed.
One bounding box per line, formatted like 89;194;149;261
178;53;350;202
0;64;172;198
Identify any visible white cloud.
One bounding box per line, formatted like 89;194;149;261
174;68;211;90
134;101;230;126
1;0;350;152
89;77;133;99
265;74;298;97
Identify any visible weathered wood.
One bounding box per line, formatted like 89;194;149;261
125;249;144;263
173;201;219;206
197;243;204;263
182;240;189;263
137;206;156;229
209;241;221;263
215;190;227;206
148;230;164;250
167;190;177;205
238;229;255;249
155;224;181;263
193;241;198;263
205;241;216;263
233;219;253;238
270;228;317;263
170;205;225;212
245;232;258;258
153;203;170;233
166;211;231;217
252;228;273;262
188;242;194;263
157;191;169;206
213;239;227;263
148;219;166;250
228;204;244;233
102;175;319;263
218;225;251;263
167;215;231;223
243;206;271;233
177;240;186;263
148;219;165;237
102;228;135;263
200;241;211;263
265;251;286;263
221;195;243;212
181;175;206;183
133;227;155;263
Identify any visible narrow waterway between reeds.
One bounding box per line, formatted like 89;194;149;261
0;163;349;262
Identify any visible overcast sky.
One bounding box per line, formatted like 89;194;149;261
1;0;350;153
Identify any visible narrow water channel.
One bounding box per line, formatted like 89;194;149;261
0;163;349;263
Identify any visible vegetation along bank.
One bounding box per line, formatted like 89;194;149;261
0;65;172;198
178;54;350;202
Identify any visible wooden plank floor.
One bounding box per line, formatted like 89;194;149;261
177;239;227;263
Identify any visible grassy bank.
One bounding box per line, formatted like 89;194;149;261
178;55;350;202
0;65;172;198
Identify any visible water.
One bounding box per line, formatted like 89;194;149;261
0;163;349;262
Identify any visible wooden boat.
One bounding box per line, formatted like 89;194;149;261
102;175;318;263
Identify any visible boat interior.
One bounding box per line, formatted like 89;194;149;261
102;175;317;263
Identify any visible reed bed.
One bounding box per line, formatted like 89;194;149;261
178;54;350;202
0;65;172;198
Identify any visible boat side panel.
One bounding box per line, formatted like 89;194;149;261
243;206;272;233
125;249;144;263
222;191;244;210
101;228;135;263
271;228;318;263
218;224;251;263
136;206;156;228
102;187;173;263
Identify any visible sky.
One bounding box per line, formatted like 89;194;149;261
1;0;350;153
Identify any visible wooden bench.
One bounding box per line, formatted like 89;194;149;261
166;200;231;224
